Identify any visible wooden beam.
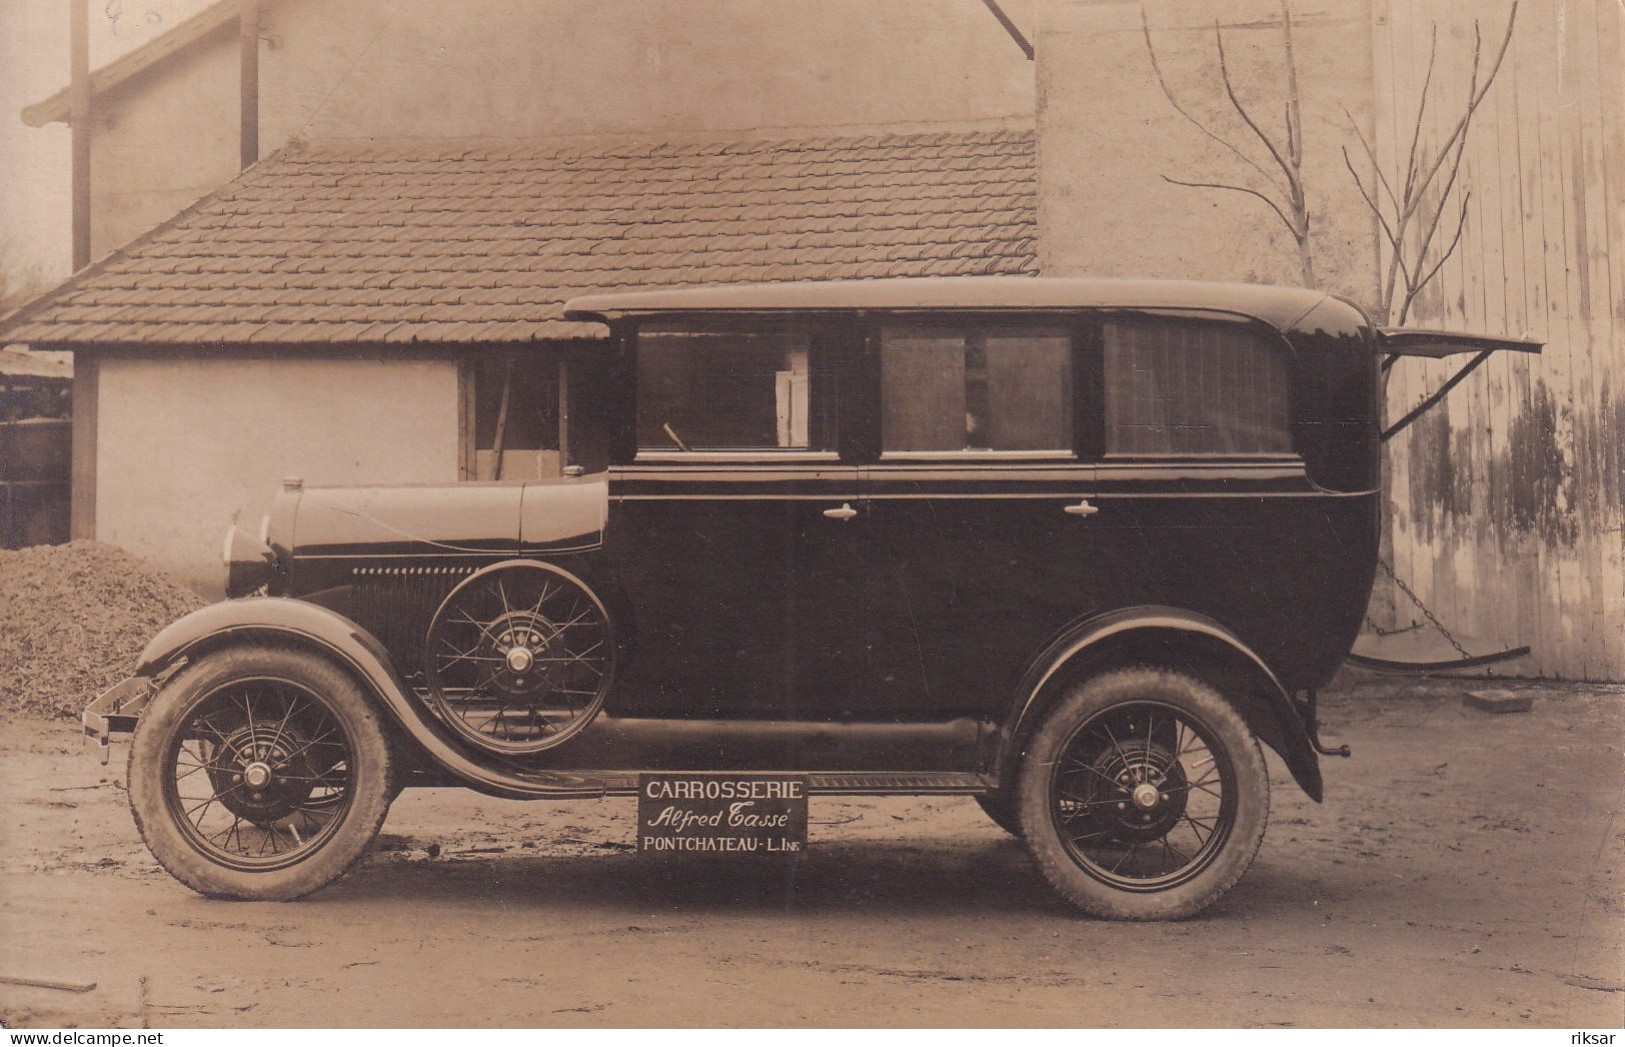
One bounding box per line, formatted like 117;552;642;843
457;357;475;481
980;0;1034;60
69;0;90;270
558;354;571;468
24;0;243;128
69;350;97;540
0;974;97;994
239;0;259;169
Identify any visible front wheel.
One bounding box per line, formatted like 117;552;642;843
1016;668;1269;920
127;647;395;900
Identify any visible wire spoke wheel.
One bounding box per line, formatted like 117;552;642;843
166;678;354;872
1051;702;1232;891
424;561;614;754
1017;668;1269;920
128;648;395;900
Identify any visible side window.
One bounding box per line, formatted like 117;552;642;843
880;323;1073;453
635;321;837;452
467;352;560;480
1103;321;1292;455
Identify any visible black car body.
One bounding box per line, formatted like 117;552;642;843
87;277;1538;918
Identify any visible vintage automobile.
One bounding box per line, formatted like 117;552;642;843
85;277;1538;919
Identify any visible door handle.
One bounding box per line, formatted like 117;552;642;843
823;502;859;521
1063;500;1100;517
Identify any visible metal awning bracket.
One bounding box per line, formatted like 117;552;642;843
1377;327;1542;442
1382;349;1493;441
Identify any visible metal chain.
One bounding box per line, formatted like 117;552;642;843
1363;614;1420;638
1373;555;1472;659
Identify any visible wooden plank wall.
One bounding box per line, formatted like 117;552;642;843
1372;0;1623;680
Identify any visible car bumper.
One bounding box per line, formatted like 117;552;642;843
83;676;155;763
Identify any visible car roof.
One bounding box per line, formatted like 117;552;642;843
562;276;1348;333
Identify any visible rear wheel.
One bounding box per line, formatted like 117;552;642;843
1016;667;1269;920
127;647;395;900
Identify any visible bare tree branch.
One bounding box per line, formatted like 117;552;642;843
1280;0;1306;174
1140;9;1287;197
1402;192;1472;324
1343;108;1408;307
1347;1;1518;322
1215;20;1301;210
1407;5;1514;221
1343;147;1402;254
1161;175;1298;233
1382;30;1440;319
1400;28;1439;206
1343;107;1403;214
1406;129;1470;291
1142;1;1313;285
1277;0;1313;285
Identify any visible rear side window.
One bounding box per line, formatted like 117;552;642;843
880;323;1073;453
1103;321;1291;455
635;322;837;452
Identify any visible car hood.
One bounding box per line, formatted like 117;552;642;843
278;476;608;560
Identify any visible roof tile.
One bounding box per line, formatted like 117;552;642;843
3;128;1036;347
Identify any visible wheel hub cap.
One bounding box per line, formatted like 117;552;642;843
486;613;561;699
206;722;318;821
1079;736;1191;842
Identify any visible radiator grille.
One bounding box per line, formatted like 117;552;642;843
350;565;478;675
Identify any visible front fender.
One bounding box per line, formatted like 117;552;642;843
994;606;1324;801
135;598;603;799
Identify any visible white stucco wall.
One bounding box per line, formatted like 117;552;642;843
95;353;461;591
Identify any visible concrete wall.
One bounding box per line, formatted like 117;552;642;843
1036;0;1379;310
88;24;239;261
95;353;461;591
260;0;1038;144
82;0;1039;262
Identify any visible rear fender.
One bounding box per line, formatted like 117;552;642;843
992;606;1323;801
134;598;603;799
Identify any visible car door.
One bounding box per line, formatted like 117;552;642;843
861;316;1099;723
603;316;868;723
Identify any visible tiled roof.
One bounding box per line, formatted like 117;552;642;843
2;129;1037;347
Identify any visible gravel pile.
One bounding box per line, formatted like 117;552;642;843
0;541;206;719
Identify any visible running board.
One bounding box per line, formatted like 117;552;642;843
808;772;992;796
573;771;993;798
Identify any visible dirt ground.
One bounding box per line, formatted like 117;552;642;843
1;669;1621;1029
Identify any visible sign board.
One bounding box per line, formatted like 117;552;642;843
637;773;808;857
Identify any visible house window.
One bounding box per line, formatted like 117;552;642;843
1102;321;1291;455
468;353;560;480
880;323;1073;453
635;322;836;452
